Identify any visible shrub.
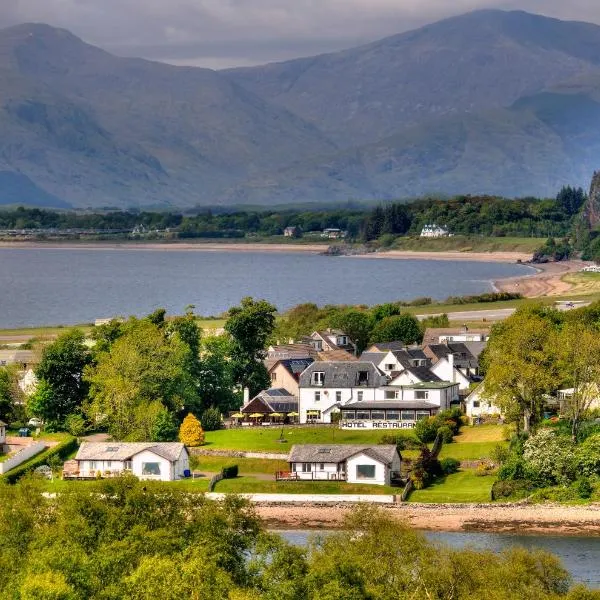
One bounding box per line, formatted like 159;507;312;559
379;433;421;451
575;433;600;477
64;413;86;437
200;407;223;432
490;444;510;465
414;417;439;443
475;462;495;477
575;477;593;499
178;413;205;447
491;479;535;500
437;425;454;444
497;457;528;481
221;465;238;479
440;457;460;475
523;428;576;485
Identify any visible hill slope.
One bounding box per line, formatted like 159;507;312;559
226;10;600;147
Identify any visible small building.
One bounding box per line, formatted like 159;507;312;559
464;384;502;419
420;224;450;238
322;228;346;239
241;388;299;422
340;401;438;430
0;420;6;445
308;329;356;354
0;350;36;369
73;442;189;481
283;226;302;238
285;444;401;486
422;326;490;345
425;343;482;392
268;358;314;397
359;348;430;376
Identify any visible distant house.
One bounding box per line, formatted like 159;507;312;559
322;228;346;239
241;388;299;421
265;343;318;370
359;347;430;376
420;224;450;238
0;420;6;445
308;329;356;355
73;442;189;481
0;350;36;369
283;226;302;238
268;358;314;397
425;343;482;392
422;327;490;345
285;444;401;486
464;384;502;419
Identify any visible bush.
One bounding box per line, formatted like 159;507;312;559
575;477;593;499
497;457;527;481
1;436;78;484
179;413;205;447
475;462;495;477
440;457;460;475
576;433;600;477
200;407;223;432
379;433;422;451
490;444;510;465
437;425;454;444
491;479;535;500
414;417;439;443
221;465;238;479
523;428;576;485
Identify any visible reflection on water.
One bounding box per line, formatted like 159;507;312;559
278;530;600;588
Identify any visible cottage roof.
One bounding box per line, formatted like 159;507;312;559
403;366;442;382
358;352;385;364
288;444;398;465
75;442;185;462
422;328;489;344
343;400;438;411
318;349;358;361
299;361;387;388
366;341;406;352
271;358;314;380
243;388;298;414
426;343;478;368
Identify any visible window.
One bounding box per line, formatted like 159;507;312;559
142;462;161;476
357;391;364;401
386;411;400;420
302;463;312;473
312;371;325;386
473;401;480;408
124;460;132;471
356;371;369;386
401;410;415;421
415;390;429;400
339;336;348;346
371;410;385;420
106;461;112;469
385;363;395;371
314;391;321;402
271;372;277;382
336;391;342;403
385;390;399;400
356;464;376;479
319;463;325;470
342;410;355;420
89;461;97;471
416;411;431;421
356;411;370;420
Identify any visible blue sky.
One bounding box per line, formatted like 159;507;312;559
1;1;599;68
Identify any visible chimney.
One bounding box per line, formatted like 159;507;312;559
243;387;250;406
448;353;455;382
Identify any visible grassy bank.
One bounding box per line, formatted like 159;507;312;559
388;236;542;254
408;469;493;503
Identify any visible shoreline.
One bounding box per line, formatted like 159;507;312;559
255;502;600;536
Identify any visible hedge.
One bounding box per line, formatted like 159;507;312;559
1;436;78;484
221;465;238;479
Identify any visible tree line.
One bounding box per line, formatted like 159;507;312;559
1;479;597;599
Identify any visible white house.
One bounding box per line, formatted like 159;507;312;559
286;444;401;486
0;420;6;445
308;329;356;355
73;442;190;481
422;327;490;345
420;224;450;238
298;362;388;423
359;348;430;377
464;384;502;419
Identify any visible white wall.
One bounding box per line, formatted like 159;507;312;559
431;358;472;390
132;450;175;481
78;459;127;477
465;386;502;417
290;461;342;480
346;453;388;486
299;387;378;423
0;424;5;445
0;442;46;474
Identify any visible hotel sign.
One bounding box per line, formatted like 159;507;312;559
340;421;416;430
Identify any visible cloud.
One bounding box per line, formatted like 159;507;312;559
1;0;600;68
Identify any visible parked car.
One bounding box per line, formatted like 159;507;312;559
27;418;43;427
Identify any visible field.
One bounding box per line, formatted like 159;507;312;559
190;455;288;475
562;272;600;296
408;470;494;503
389;235;542;254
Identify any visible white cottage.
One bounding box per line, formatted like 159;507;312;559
286;444;401;486
73;442;190;481
0;420;6;445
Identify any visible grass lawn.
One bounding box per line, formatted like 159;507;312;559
390;235;542;254
214;475;399;495
453;424;506;443
190;455;288;475
438;441;504;461
204;426;403;452
40;478;211;493
409;469;494;503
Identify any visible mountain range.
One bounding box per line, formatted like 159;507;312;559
1;10;600;208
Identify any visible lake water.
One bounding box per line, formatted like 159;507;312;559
0;248;533;328
279;530;600;588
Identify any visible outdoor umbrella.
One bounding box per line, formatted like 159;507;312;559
249;413;263;418
270;412;283;417
231;413;244;418
287;412;299;417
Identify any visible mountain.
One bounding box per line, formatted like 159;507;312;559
0;24;335;208
226;10;600;148
3;11;600;208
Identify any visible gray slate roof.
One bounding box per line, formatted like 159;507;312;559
288;444;398;465
299;361;387;388
368;341;406;352
343;400;438;410
404;366;442;382
76;442;186;462
426;343;478;368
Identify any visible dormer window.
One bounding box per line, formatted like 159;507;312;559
385;363;395;371
312;340;323;351
356;371;369;386
312;371;325;386
338;336;348;346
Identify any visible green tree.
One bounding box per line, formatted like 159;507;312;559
370;314;422;345
85;320;194;440
201;407;222;432
35;329;91;426
483;307;558;432
225;297;277;396
150;407;178;442
27;379;55;423
330;309;372;354
197;336;238;414
0;366;19;423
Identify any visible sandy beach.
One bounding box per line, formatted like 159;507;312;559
257;502;600;536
